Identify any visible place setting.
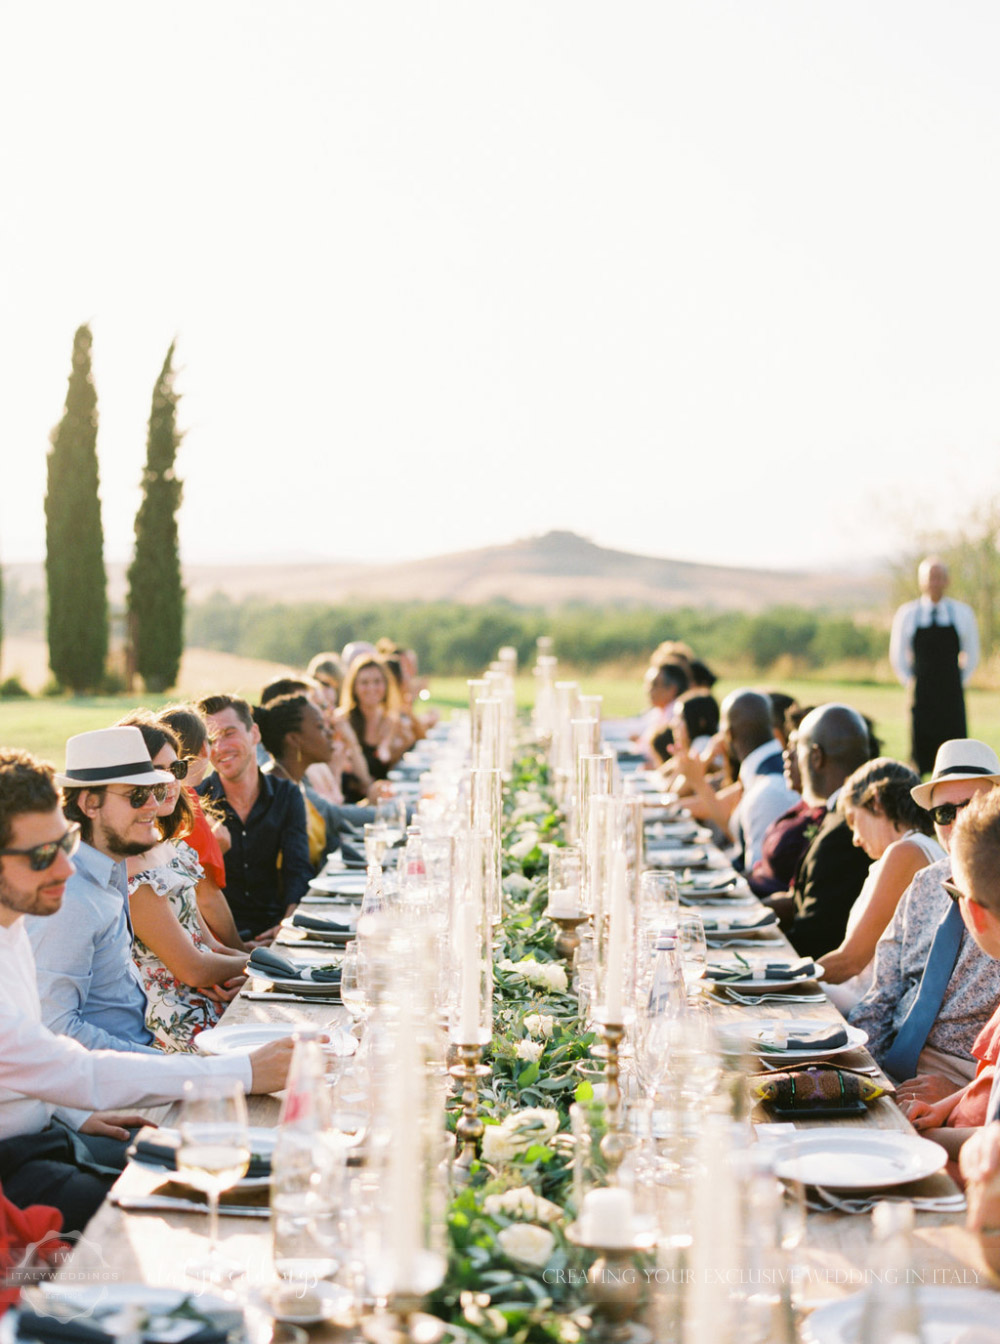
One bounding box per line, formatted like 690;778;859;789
244;948;343;1003
274;910;357;949
703;953;824;994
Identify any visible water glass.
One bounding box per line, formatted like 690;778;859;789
640;869;679;933
677;913;707;991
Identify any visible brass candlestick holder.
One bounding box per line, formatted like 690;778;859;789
363;1290;446;1344
594;1019;631;1177
566;1222;656;1344
547;909;589;962
449;1041;490;1184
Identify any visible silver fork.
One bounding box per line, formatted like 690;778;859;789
809;1185;966;1215
722;989;827;1005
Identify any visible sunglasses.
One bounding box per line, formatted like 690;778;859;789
0;823;81;872
165;758;196;781
942;880;971;906
107;783;170;808
929;799;973;827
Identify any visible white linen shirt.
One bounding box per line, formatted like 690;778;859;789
889;596;980;686
0;917;251;1143
732;740;800;871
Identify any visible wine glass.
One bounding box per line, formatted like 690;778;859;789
640;870;679;934
339;943;368;1027
330;1064;371;1152
176;1078;251;1282
677;913;707;995
374;798;406;847
363;822;390;869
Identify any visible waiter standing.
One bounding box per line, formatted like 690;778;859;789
890;556;980;774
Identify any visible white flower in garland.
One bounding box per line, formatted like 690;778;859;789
481;1106;561;1163
499;958;569;994
523;1013;555;1038
509;830;542;860
484;1186;563;1224
496;1223;556;1270
516;1038;544;1062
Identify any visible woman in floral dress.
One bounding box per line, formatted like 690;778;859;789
122;715;248;1052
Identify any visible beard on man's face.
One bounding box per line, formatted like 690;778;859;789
101;818;156;858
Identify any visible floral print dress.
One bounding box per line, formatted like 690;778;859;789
129;841;223;1052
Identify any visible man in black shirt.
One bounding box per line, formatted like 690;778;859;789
196;694;312;943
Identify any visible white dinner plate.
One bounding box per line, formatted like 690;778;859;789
646;846;710;869
700;913;778;935
249;971;341;997
770;1128;947;1190
804;1286;997;1343
308;870;369;896
195;1022;296;1055
721;1020;868;1060
5;1285;241;1340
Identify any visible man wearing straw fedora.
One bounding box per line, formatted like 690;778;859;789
28;727;202;1051
0;745;293;1232
850;738;1000;1099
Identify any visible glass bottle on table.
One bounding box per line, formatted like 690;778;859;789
271;1029;346;1288
857;1202;925;1344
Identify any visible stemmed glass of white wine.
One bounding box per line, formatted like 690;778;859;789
176;1078;251;1282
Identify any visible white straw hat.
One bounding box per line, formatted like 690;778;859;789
54;726;175;789
911;739;1000;810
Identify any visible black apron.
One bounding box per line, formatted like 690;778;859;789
911;606;967;775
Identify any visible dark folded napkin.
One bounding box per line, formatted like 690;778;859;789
701;910;778;933
339;839;367;866
248;947;341;983
16;1306;239;1344
291;912;355;935
757;1024;848;1052
129;1129;270;1178
703;958;816;983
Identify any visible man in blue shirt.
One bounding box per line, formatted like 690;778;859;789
27;726;175;1053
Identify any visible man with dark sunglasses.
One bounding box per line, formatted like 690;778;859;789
849;739;1000;1102
0;746;293;1234
27;726;177;1054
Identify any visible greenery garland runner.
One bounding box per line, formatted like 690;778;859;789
429;749;621;1343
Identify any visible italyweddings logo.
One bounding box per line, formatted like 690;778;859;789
4;1228;118;1318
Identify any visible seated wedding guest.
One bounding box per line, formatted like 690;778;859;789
818;758;944;1013
28;727;173;1053
255;694;338;868
747;707;825;897
197;693;312;944
763;703;872;957
342;640;376;669
0;747;293;1231
960;1122;1000;1274
338;656;409;795
306;651;345;701
905;789;1000;1168
850;739;1000;1097
688;659;717;692
763;690;796;748
652;691;720;768
156;704;248;954
121;715;248;1052
633;660;690;763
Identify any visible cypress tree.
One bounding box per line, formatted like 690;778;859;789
127;340;184;691
45;324;109;692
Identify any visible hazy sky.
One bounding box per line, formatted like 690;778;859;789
3;2;999;574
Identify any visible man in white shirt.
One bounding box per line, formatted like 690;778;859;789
724;690;800;871
890;556;980;774
0;748;292;1232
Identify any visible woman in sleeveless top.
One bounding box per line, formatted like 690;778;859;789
820;757;944;1013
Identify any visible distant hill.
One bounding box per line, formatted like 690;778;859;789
4;531;884;619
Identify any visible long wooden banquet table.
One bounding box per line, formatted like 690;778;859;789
55;812;999;1338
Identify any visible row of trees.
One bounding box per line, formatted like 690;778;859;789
43;325;184;692
184;593;889;677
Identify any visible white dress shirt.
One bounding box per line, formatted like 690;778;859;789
889;595;980;686
0;918;251;1143
733;740;800;871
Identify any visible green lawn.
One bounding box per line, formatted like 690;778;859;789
6;673;1000;771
